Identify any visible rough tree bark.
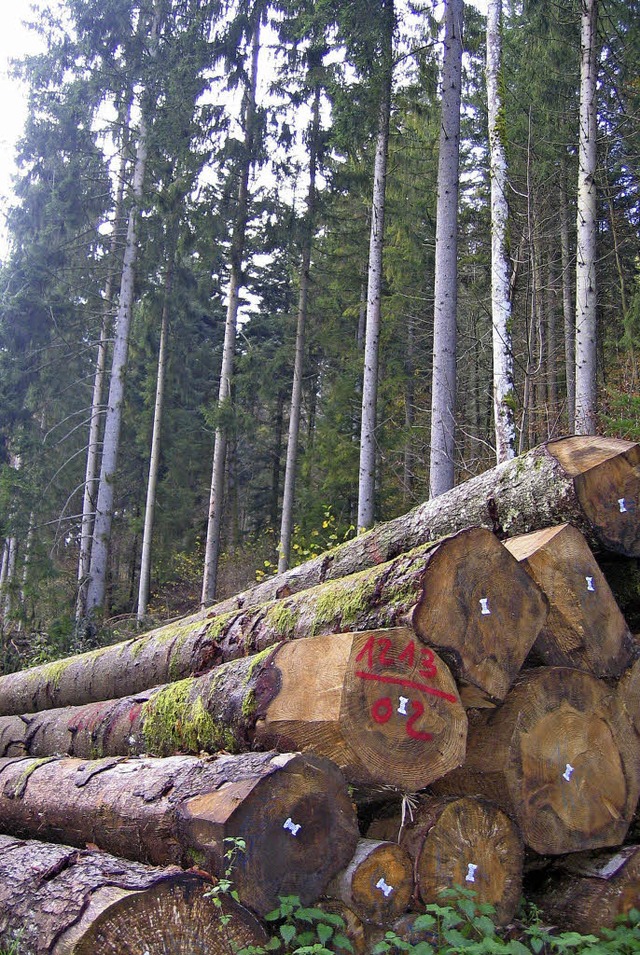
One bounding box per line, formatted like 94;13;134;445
357;0;394;531
504;523;634;677
429;0;464;497
0;834;266;955
0;527;547;715
432;667;640;855
574;0;599;435
0;751;358;917
487;0;516;463
368;795;523;926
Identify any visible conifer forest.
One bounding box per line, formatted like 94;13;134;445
0;0;638;667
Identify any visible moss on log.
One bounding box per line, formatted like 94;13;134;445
0;527;546;716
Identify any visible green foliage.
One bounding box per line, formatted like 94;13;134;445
239;896;353;955
371;888;640;955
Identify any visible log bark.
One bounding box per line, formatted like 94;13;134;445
504;524;634;677
367;795;523;926
530;845;640;935
0;527;546;716
0;629;468;792
0;833;266;955
326;838;414;926
432;668;640;855
0;751;358;917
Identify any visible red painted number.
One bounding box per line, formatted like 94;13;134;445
419;648;437;679
372;697;393;724
406;700;433;741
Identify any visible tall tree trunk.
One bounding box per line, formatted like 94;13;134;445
487;0;516;464
357;0;394;531
137;249;175;623
560;166;576;431
546;239;559;428
201;19;260;605
429;0;464;497
76;105;131;622
85;10;158;619
574;0;599;435
278;82;321;573
403;315;415;504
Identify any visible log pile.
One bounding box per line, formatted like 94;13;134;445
1;435;639;951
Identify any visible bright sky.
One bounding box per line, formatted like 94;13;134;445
0;1;45;252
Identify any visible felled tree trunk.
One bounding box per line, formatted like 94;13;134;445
530;845;640;934
326;839;414;926
205;435;640;614
367;795;523;926
432;668;640;855
0;629;467;792
0;751;358;917
0;833;267;955
0;527;546;716
504;523;634;677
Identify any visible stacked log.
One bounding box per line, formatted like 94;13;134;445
0;526;547;716
431;667;640;855
504;523;635;677
1;436;639;941
0;833;267;955
528;845;640;934
326;838;415;926
367;795;524;926
0;751;359;916
0;628;468;791
200;435;640;613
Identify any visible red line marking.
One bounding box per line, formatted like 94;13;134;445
355;671;458;704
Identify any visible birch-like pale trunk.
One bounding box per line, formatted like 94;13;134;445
560;166;576;432
487;0;515;464
76;113;131;622
85;111;151;617
201;22;260;606
357;0;394;532
278;86;321;573
137;255;174;623
429;0;464;497
574;0;599;435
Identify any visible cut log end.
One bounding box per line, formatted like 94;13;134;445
547;436;640;557
368;796;523;926
61;877;266;955
434;668;640;855
327;838;414;926
411;527;548;701
530;845;640;935
256;629;467;791
505;524;634;677
178;753;359;916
